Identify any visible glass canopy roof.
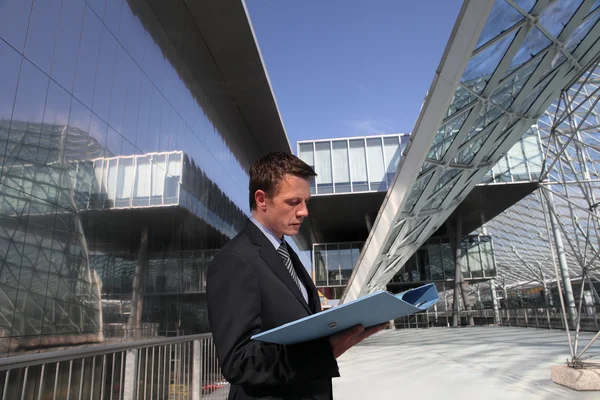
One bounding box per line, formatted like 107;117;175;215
343;0;600;303
483;62;600;288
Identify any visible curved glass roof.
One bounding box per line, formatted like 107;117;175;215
343;0;600;302
484;62;600;288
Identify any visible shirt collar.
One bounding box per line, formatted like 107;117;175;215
250;216;284;250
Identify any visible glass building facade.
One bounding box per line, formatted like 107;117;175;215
314;236;496;299
304;130;535;300
0;0;289;356
298;134;410;195
390;235;497;285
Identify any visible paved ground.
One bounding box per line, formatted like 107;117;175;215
333;326;599;399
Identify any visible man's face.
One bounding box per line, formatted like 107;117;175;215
257;174;311;239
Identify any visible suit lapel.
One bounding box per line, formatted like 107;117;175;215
244;221;312;314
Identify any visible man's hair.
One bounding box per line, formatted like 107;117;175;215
249;152;316;211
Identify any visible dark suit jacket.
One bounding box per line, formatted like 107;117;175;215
207;220;339;400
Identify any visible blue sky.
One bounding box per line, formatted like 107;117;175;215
245;0;464;150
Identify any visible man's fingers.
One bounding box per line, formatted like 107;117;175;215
354;322;388;342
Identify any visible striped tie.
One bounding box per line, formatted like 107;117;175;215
277;242;303;293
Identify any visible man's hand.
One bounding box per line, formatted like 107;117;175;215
328;322;389;359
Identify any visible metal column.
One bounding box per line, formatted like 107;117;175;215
489;278;500;325
546;191;577;328
452;215;463;327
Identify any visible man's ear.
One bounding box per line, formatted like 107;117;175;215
255;190;268;211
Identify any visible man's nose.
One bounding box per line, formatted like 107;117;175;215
297;202;309;217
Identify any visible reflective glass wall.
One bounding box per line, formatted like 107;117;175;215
484;125;543;183
298;134;409;195
390;235;497;285
0;0;264;356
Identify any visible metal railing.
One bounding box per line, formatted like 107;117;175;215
395;306;600;331
0;334;228;400
102;323;161;340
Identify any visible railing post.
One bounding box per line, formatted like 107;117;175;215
123;349;139;400
193;340;202;400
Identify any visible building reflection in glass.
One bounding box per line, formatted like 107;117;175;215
0;0;266;356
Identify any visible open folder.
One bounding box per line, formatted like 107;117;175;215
252;283;440;345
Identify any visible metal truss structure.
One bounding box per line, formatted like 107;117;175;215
343;0;600;303
483;61;600;367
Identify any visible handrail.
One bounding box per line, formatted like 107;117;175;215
0;333;212;371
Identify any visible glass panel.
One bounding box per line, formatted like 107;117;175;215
298;142;314;167
507;137;530;181
119;1;147;65
406;256;418;282
92;26;118;122
416;248;429;281
52;0;85;92
0;0;34;52
332;140;350;193
104;0;124;36
366;137;385;191
327;245;341;286
0;39;22;137
476;0;524;49
441;238;455;279
509;27;552;71
73;6;103;109
403;171;434;213
466;238;483;278
428;111;469;161
106;127;122;157
339;243;353;285
480;236;495;275
115;157;134;205
315;142;332;194
109;46;134;135
349;139;368;192
106;158;118;201
315;245;327;287
565;9;600;53
383;136;400;186
428;239;444;280
87;0;107;19
493;154;513;182
463;31;516;90
513;0;536;13
539;0;583;38
134;156;151;206
523;129;543;180
151;154;166;204
24;0;62;75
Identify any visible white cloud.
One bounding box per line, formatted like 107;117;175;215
345;118;396;136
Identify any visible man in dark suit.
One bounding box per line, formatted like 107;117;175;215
207;152;386;400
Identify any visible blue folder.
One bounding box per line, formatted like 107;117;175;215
251;283;439;345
